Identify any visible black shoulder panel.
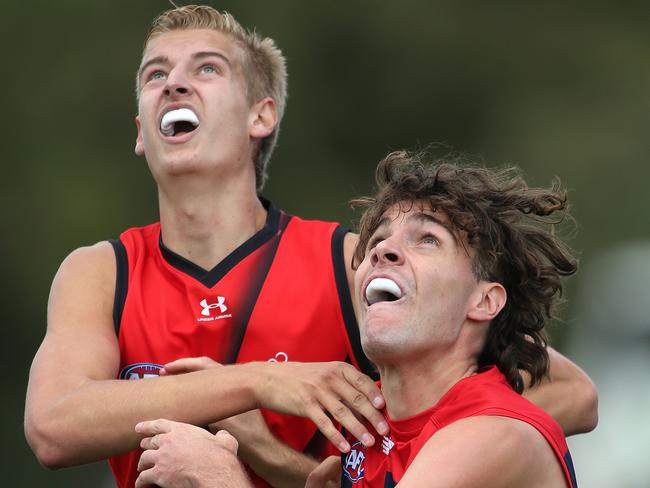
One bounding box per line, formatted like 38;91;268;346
109;239;128;337
331;226;378;380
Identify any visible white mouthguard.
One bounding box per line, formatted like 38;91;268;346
160;108;199;136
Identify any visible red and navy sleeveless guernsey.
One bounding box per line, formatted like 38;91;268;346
107;200;374;488
341;366;577;488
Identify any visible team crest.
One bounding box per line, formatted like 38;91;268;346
343;441;366;482
119;362;163;380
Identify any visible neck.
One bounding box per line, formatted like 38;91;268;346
378;349;479;420
157;170;266;270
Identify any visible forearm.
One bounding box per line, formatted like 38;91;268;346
26;365;259;468
237;430;319;488
522;347;598;435
28;355;385;470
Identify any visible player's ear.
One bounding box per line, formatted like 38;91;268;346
135;116;145;156
249;97;277;140
467;282;506;322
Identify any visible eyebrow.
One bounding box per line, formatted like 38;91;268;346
138;51;232;80
138;55;169;80
409;212;457;242
372;211;457;243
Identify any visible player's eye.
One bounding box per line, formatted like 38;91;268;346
200;64;218;74
421;234;439;246
148;70;167;81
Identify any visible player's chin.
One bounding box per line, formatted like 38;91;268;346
360;329;405;363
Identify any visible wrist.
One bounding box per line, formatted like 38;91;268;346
247;361;276;410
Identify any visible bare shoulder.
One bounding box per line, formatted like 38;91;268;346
50;241;116;298
399;416;566;488
56;241;116;288
49;241;117;327
27;240;121;417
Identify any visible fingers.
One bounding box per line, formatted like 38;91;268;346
214;429;239;455
318;392;375;449
134;468;156;488
342;366;385;410
303;402;351;453
140;433;162;451
337;370;389;437
137;448;157;472
160;356;221;375
306;456;341;488
310;364;388;448
135;418;175;437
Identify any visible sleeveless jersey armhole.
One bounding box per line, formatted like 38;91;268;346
109;239;128;337
331;226;378;380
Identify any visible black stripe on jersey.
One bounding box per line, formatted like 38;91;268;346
341;474;352;488
159;198;281;288
109;238;129;336
564;451;578;487
332;226;378;380
227;210;292;363
384;472;397;487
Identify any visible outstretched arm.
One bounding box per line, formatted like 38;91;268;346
523;346;598;436
25;243;387;469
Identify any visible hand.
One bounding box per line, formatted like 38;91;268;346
161;357;318;487
162;357;276;464
159;356;222;376
306;456;341;488
135;419;251;488
160;357;389;453
255;361;388;452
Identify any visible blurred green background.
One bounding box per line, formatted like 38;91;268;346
4;1;649;486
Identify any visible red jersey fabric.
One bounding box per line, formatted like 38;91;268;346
342;366;577;487
107;201;374;488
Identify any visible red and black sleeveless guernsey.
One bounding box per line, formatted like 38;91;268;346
341;366;577;487
107;200;375;488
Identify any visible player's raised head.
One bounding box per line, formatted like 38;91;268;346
352;149;578;392
139;4;287;190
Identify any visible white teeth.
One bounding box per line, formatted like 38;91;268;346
365;278;402;305
160;108;199;136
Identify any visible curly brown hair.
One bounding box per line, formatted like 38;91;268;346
352;149;578;393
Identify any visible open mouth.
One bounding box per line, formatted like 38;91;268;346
365;278;403;305
160;108;199;137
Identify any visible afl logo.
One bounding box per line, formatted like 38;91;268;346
119;362;163;380
343;441;366;482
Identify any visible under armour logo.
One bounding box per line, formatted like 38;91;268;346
381;436;395;455
200;297;227;316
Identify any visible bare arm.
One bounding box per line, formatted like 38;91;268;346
163;357;323;488
24;243;387;469
522;347;598;436
399;416;565;488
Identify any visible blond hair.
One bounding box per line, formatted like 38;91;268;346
140;5;287;191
